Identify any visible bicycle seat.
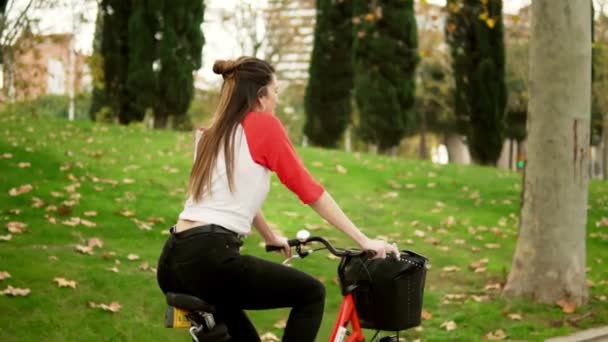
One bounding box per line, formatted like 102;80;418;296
166;292;216;313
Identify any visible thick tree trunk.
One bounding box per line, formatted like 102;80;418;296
497;139;511;169
445;133;470;165
419;112;429;159
503;0;591;306
154;105;169;129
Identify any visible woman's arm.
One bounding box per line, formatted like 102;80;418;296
253;210;291;257
309;191;399;258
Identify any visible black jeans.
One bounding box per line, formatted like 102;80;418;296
156;225;326;342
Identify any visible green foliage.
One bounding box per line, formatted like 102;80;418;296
504;41;528;142
592;43;608;145
446;0;507;165
7;94;91;121
304;0;354;148
353;0;419;152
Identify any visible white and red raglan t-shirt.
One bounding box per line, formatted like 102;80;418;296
178;111;324;235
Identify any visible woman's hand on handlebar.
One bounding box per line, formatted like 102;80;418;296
360;238;399;259
264;234;292;258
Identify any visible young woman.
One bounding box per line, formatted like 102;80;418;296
156;56;399;342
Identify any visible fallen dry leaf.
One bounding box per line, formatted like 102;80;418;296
89;301;121;313
556;299;576;314
132;218;152;231
442;266;460;273
53;277;78;289
107;266;120;273
508;313;522;321
87;238;103;249
440;320;457;331
486;329;507;340
382;191;399;199
8;184;33;196
0;285;31;296
6;222;27;234
335;164;347;174
0;271;11;280
139;262;150;271
18;162;31;168
0;234;12;241
127;254;140;261
260;332;280;341
421;309;433;320
273;319;287;329
84;211;97;217
30;197;44;209
75;245;94;255
119;209;136;217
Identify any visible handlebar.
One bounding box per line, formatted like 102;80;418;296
265;234;373;258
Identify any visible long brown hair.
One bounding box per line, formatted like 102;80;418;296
188;56;275;202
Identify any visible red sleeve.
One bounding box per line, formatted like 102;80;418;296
242;112;324;204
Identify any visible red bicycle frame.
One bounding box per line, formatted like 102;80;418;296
329;293;364;342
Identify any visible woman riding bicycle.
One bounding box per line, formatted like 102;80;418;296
156;56;399;342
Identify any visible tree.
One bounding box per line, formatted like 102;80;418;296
303;0;353;147
353;0;418;153
503;0;592;306
88;4;106;120
153;0;204;129
101;0;143;124
592;43;608;178
445;0;507;165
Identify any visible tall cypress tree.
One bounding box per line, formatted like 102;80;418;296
304;0;353;147
446;0;506;165
126;0;161;120
101;0;143;124
88;5;106;120
353;0;419;152
154;0;205;129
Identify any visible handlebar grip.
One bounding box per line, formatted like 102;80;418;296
265;238;301;252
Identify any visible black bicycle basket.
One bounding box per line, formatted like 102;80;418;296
338;250;428;331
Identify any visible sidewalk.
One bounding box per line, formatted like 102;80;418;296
545;327;608;342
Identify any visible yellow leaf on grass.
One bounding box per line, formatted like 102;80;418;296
107;266;120;273
0;285;31;296
8;184;33;196
18;162;31;168
556;299;576;313
119;209;136;217
440;320;457;331
127;254;140;261
335;164;347;174
75;245;94;255
89;301;121;313
421;309;433;320
442;266;460;273
53;277;78;289
260;332;280;342
273;319;287;329
0;271;11;280
0;234;13;241
6;222;27;234
508;313;522;320
486;329;507;340
84;211;97;217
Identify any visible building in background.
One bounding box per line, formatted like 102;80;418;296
2;32;91;102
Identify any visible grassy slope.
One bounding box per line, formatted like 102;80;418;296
0;110;607;341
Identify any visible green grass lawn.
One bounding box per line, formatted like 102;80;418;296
0;109;607;342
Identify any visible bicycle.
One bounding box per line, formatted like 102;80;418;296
164;230;428;342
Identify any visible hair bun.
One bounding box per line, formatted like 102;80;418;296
213;60;238;76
